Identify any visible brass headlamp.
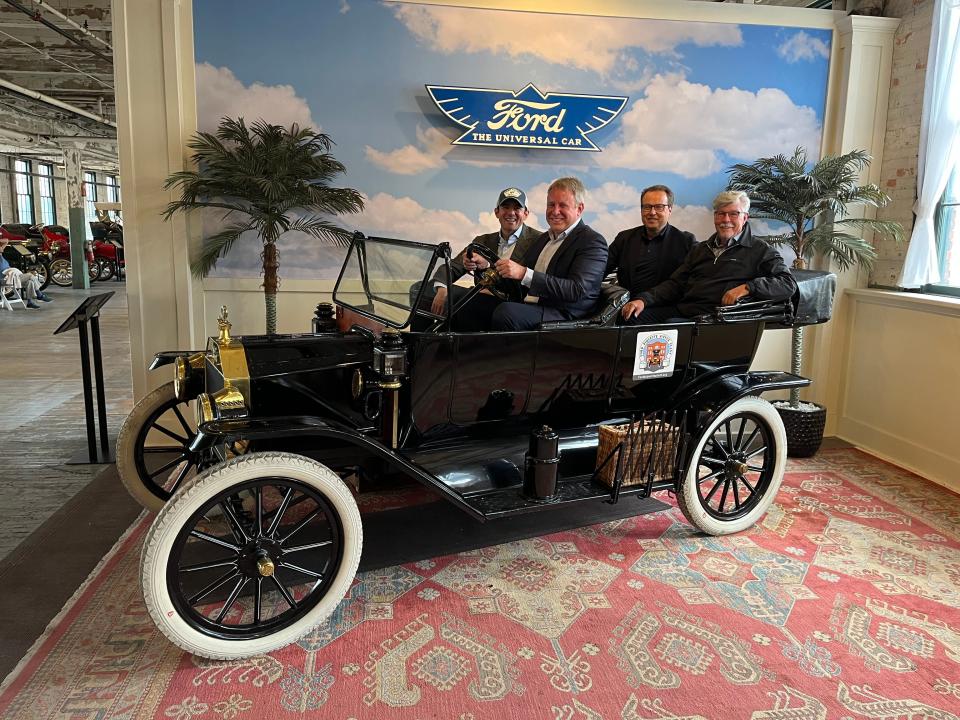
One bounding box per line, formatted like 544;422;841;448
174;352;206;401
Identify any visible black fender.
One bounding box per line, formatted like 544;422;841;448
149;350;204;370
190;415;486;522
673;370;808;419
670;370;809;480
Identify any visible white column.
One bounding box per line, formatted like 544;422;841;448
807;15;900;434
112;0;201;400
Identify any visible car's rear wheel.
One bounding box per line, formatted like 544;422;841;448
677;397;786;535
48;258;72;286
117;381;205;512
31;260;50;291
97;259;115;282
142;452;362;659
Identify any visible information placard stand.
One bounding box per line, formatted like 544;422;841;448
54;292;115;464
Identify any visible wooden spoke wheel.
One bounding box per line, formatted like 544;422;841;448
678;397;786;535
141;452;362;659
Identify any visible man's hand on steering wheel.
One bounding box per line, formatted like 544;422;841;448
463;251;489;272
494;258;526;281
463;243;498;274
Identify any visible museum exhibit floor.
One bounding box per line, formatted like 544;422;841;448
0;283;141;676
0;283;928;717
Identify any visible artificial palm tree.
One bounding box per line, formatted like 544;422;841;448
727;146;903;410
163;117;364;333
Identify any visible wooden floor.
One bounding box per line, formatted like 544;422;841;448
0;281;134;561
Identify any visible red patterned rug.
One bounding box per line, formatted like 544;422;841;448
2;448;959;719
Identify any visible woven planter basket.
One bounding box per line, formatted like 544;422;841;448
596;419;679;487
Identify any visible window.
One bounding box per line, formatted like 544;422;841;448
14;159;34;224
83;171;98;239
105;174;120;204
928;158;960;295
38;163;56;226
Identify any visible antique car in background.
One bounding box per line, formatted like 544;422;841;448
1;223;51;290
117;234;833;660
89;202;125;281
1;222;100;286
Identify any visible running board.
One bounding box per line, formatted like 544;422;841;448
460;474;673;520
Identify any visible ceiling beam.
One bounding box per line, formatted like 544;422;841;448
1;0;111;64
0;77;116;127
27;0;113;52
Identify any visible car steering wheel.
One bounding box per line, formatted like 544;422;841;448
428;244;507;331
462;242;509;301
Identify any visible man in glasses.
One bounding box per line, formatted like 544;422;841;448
607;185;696;321
622;190;796;324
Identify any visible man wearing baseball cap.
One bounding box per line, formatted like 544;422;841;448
429;187;541;328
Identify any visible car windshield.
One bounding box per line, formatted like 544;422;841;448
333;235;446;328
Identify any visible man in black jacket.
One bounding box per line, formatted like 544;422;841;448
625;190;796;323
484;177;608;331
607;185;696;320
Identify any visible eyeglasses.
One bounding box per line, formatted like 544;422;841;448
713;210;744;219
641;204;670;213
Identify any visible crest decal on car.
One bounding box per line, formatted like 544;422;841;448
633;330;678;380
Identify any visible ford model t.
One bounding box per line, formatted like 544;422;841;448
117;234;833;660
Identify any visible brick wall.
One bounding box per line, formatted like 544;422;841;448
871;0;934;287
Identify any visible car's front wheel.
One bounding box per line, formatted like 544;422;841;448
677;397;786;535
141;452;362;659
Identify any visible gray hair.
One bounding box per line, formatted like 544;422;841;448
549;177;587;205
641;184;675;207
713;190;750;213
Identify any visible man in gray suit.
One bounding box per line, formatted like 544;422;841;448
428;187;541;328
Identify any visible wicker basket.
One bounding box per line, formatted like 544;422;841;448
596;419;679;487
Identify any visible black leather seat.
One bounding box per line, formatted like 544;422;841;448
540;283;629;329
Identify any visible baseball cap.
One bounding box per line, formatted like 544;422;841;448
497;187;527;209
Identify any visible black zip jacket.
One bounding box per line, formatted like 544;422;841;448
639;224;797;317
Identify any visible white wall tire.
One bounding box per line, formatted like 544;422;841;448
141;451;362;660
677;397;786;536
117;381;200;512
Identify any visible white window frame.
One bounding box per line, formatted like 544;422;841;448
38;163;56;226
14;159;34;224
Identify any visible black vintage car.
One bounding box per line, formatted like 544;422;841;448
117;234;832;660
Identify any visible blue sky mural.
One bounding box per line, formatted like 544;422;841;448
193;0;831;278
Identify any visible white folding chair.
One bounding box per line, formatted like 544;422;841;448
1;270;27;311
